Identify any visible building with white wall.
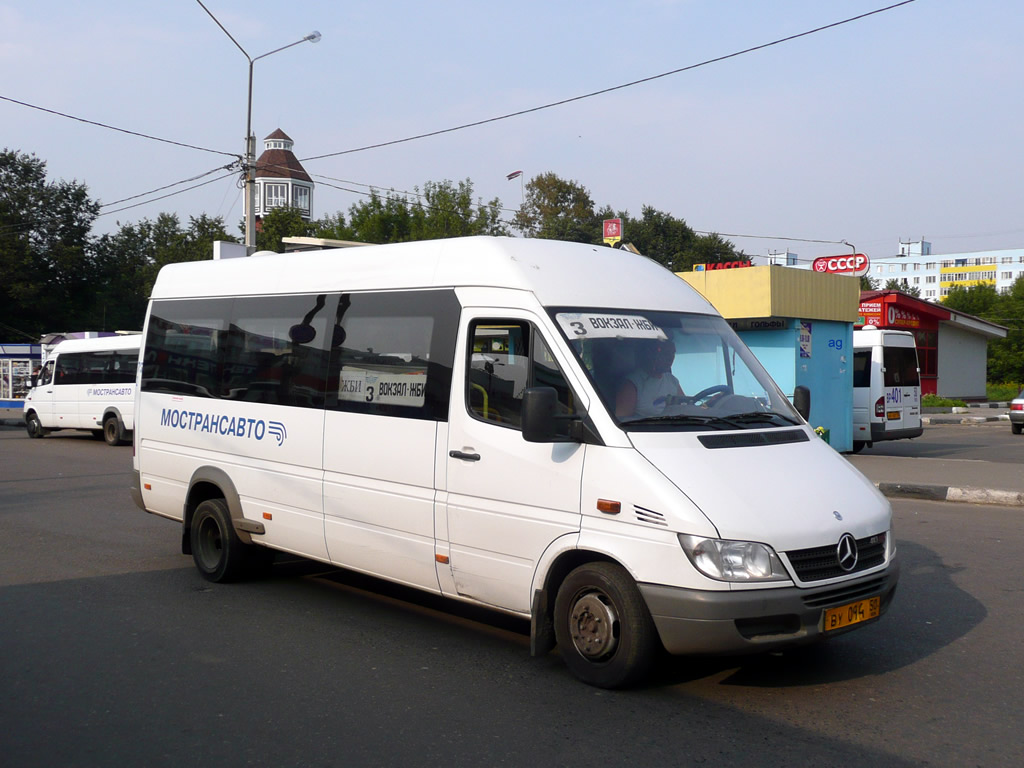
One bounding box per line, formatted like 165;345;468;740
867;239;1024;299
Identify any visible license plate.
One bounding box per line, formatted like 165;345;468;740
887;411;901;420
823;596;880;632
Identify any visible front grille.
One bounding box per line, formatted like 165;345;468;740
785;533;887;582
801;575;891;609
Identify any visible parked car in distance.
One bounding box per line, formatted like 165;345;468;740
1010;389;1024;435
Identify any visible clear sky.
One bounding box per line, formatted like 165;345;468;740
2;0;1021;265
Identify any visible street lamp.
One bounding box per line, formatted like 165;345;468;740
196;1;320;249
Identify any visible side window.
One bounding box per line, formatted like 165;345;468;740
852;350;871;388
81;351;113;384
38;360;54;386
467;320;576;432
326;290;459;421
223;294;333;408
143;296;332;408
56;353;84;385
142;299;232;398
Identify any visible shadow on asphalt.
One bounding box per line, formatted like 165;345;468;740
268;536;983;691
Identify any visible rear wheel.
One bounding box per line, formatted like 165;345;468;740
1012;422;1022;435
554;562;658;689
103;415;124;446
851;441;866;453
26;413;44;438
190;498;258;583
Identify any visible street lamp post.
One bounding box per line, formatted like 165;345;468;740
196;1;320;250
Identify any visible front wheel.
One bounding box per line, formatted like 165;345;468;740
554;562;658;689
26;413;44;439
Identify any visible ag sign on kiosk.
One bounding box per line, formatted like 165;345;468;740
812;253;870;277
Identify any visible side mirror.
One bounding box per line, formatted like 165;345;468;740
793;385;811;422
29;375;38;388
522;387;559;443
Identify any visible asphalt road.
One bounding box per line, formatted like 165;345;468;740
1;427;1022;767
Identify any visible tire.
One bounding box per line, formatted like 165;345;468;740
851;441;866;453
103;415;124;446
554;562;658;689
1012;422;1023;435
190;498;254;583
26;413;44;439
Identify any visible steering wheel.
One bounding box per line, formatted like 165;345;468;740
689;384;731;406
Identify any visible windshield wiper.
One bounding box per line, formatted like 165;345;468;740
724;411;802;426
625;411;800;429
625;414;742;429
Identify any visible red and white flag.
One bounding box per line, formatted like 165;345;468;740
506;170;523;180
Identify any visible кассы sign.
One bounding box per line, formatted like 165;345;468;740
812;253;870;277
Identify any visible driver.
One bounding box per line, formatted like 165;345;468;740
615;338;684;420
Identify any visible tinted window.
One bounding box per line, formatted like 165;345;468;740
55;353;84;384
326;290;459;420
142;298;233;398
853;350;871;388
143;295;333;408
883;346;920;387
223;295;333;407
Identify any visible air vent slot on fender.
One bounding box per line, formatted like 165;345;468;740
634;505;667;526
698;428;809;449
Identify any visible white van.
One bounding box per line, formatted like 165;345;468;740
24;334;140;445
852;327;922;453
131;237;898;688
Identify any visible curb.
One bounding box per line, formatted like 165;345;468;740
877;482;1024;507
922;414;1008;425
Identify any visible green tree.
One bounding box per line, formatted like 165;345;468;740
942;283;998;316
347;190;415;244
410;179;506;240
0;149;100;337
514;172;598;243
256;206;310;252
860;274;879;291
338;179;506;245
309;211;355;242
91;213;235;331
883;278;921;298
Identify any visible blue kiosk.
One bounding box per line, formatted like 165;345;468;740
681;266;860;452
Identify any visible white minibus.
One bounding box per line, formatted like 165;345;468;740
24;334;140;445
131;237;898;688
852;327;923;453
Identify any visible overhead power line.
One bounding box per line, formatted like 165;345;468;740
100;163;240;208
98;171;239;217
300;0;917;163
0;94;237;158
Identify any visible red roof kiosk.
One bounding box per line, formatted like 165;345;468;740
857;291;1006;399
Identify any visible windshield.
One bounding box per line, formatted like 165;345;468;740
552;309;801;431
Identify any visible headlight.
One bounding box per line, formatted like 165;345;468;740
678;534;789;582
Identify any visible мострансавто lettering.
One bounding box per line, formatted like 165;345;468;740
160;408;277;442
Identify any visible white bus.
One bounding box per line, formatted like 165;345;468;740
131;237;898;688
24;334;140;445
851;327;923;453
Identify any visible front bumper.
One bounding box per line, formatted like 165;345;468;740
639;558;899;655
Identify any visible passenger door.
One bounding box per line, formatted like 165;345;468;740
30;360;56;426
441;313;584;613
322;290;460;593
